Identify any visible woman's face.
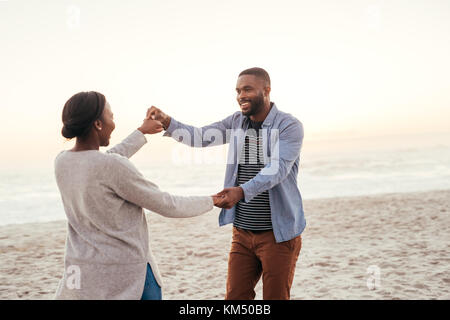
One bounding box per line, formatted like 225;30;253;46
98;101;116;146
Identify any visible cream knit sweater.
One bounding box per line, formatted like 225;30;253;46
54;130;213;299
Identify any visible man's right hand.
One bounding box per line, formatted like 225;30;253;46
147;106;171;130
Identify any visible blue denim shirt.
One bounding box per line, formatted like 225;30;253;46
163;103;306;243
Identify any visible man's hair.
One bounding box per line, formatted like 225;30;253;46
238;67;271;87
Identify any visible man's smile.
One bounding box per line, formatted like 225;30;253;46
239;100;251;109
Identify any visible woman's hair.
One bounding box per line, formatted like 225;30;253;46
61;91;106;139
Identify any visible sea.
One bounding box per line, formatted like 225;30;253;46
1;132;449;226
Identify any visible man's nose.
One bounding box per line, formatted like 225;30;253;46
237;92;248;101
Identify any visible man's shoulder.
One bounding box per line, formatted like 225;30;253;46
230;110;243;121
222;110;245;128
275;109;302;130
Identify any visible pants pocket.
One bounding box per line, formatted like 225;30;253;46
281;235;302;251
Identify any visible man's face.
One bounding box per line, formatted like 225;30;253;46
236;75;267;117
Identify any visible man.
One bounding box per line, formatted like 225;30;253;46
149;67;306;300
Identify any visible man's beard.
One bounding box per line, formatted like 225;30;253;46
241;92;265;117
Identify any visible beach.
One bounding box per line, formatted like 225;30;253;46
0;189;449;300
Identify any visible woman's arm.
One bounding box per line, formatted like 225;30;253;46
108;154;213;218
106;130;147;158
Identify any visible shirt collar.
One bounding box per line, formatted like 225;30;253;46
262;102;278;127
243;102;278;127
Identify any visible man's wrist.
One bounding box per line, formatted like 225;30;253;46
162;117;171;130
237;186;244;200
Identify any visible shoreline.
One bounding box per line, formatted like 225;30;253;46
1;189;449;299
1;188;450;228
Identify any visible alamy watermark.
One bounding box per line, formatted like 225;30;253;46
66;5;81;30
169;128;281;175
366;265;381;290
366;3;383;31
65;265;81;290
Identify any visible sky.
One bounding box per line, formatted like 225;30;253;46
1;0;449;169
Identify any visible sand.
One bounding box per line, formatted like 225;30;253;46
1;189;449;300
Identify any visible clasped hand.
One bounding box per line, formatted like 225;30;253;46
137;107;165;134
212;187;244;209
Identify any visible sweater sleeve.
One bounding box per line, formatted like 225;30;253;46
107;154;213;218
106;130;147;159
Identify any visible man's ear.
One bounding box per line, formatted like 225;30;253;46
264;86;271;97
94;119;102;131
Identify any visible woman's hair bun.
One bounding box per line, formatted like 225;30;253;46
61;125;76;139
61;91;106;139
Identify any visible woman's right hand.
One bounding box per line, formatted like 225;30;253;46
138;109;164;134
212;195;224;208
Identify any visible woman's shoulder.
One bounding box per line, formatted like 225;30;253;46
54;149;126;169
54;150;142;184
54;149;138;172
104;152;141;175
106;151;131;164
55;149;100;163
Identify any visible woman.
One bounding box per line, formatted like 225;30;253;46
54;91;219;299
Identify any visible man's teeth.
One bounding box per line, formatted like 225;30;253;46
241;102;250;106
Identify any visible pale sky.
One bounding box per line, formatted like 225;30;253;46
1;0;449;169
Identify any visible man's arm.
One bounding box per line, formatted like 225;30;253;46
214;119;303;208
240;119;303;202
148;106;237;148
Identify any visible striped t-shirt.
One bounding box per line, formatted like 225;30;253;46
234;120;272;231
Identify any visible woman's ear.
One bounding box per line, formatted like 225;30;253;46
94;119;102;131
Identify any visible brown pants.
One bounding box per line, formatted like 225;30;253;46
225;227;302;300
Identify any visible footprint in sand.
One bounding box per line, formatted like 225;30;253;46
314;262;330;267
413;283;428;290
